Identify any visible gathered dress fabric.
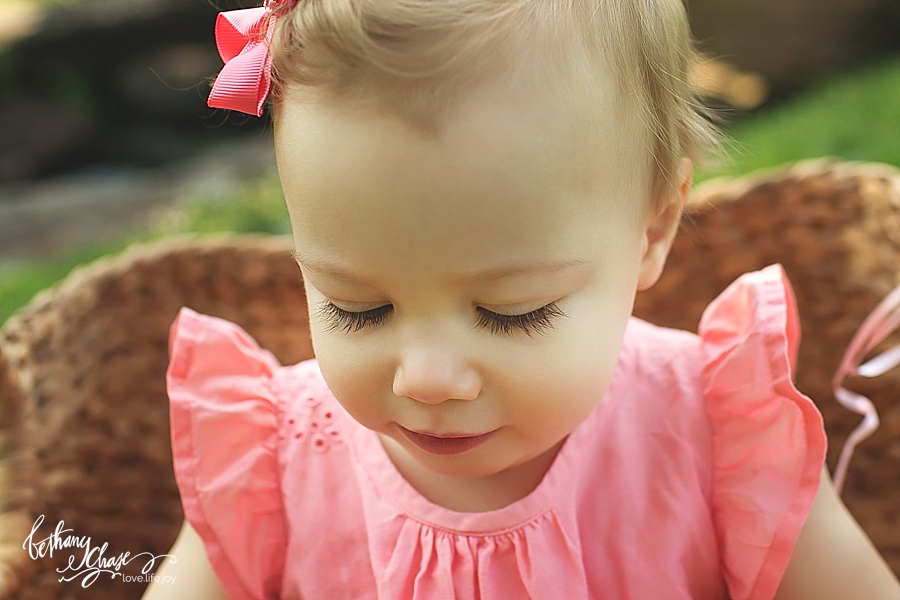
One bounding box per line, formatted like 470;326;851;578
167;264;827;600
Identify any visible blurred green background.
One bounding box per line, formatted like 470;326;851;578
1;0;899;324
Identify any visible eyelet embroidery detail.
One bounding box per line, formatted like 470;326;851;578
303;392;321;408
279;370;342;451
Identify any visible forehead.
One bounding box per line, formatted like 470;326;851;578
274;64;651;280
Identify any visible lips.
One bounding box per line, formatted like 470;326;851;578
399;426;497;456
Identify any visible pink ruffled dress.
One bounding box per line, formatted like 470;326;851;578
167;264;826;600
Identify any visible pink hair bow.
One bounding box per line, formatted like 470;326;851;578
207;0;294;117
831;281;900;494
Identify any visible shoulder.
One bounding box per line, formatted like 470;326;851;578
613;317;707;434
615;267;831;600
620;316;703;386
696;266;827;600
165;308;347;600
166;306;349;482
166;307;338;425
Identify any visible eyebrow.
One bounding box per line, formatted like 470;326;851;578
291;250;588;286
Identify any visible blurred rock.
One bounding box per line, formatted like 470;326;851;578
690;59;770;111
0;0;897;195
688;0;900;99
0;0;45;50
0;137;276;262
115;42;221;119
0;0;261;184
0;95;98;182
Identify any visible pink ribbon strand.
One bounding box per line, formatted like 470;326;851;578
831;281;900;494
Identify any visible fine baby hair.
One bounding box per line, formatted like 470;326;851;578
212;0;716;201
143;0;900;599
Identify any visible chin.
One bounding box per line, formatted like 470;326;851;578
407;447;507;476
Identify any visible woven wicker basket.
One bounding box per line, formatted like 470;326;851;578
0;159;897;598
0;235;308;599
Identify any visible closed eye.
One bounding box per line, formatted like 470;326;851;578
316;300;392;333
475;302;566;337
316;300;566;336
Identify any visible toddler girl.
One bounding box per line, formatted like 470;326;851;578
144;0;900;598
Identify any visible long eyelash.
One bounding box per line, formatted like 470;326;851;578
475;303;566;337
316;300;392;333
317;300;566;336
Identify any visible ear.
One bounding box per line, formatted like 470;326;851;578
636;158;692;291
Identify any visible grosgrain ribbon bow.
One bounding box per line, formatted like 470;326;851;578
208;1;294;117
831;281;900;494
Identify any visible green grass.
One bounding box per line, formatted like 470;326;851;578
152;175;291;238
698;56;900;181
2;56;900;325
0;240;131;321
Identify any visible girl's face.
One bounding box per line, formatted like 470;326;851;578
275;70;685;511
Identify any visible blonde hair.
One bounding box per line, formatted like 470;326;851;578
269;0;717;201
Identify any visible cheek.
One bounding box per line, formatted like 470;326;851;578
492;314;627;434
309;323;392;425
304;288;381;410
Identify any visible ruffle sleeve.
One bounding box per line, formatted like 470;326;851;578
700;264;826;600
167;307;287;600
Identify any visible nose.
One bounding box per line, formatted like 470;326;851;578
392;338;483;404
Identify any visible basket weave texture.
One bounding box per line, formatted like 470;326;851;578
0;159;897;598
0;235;309;599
